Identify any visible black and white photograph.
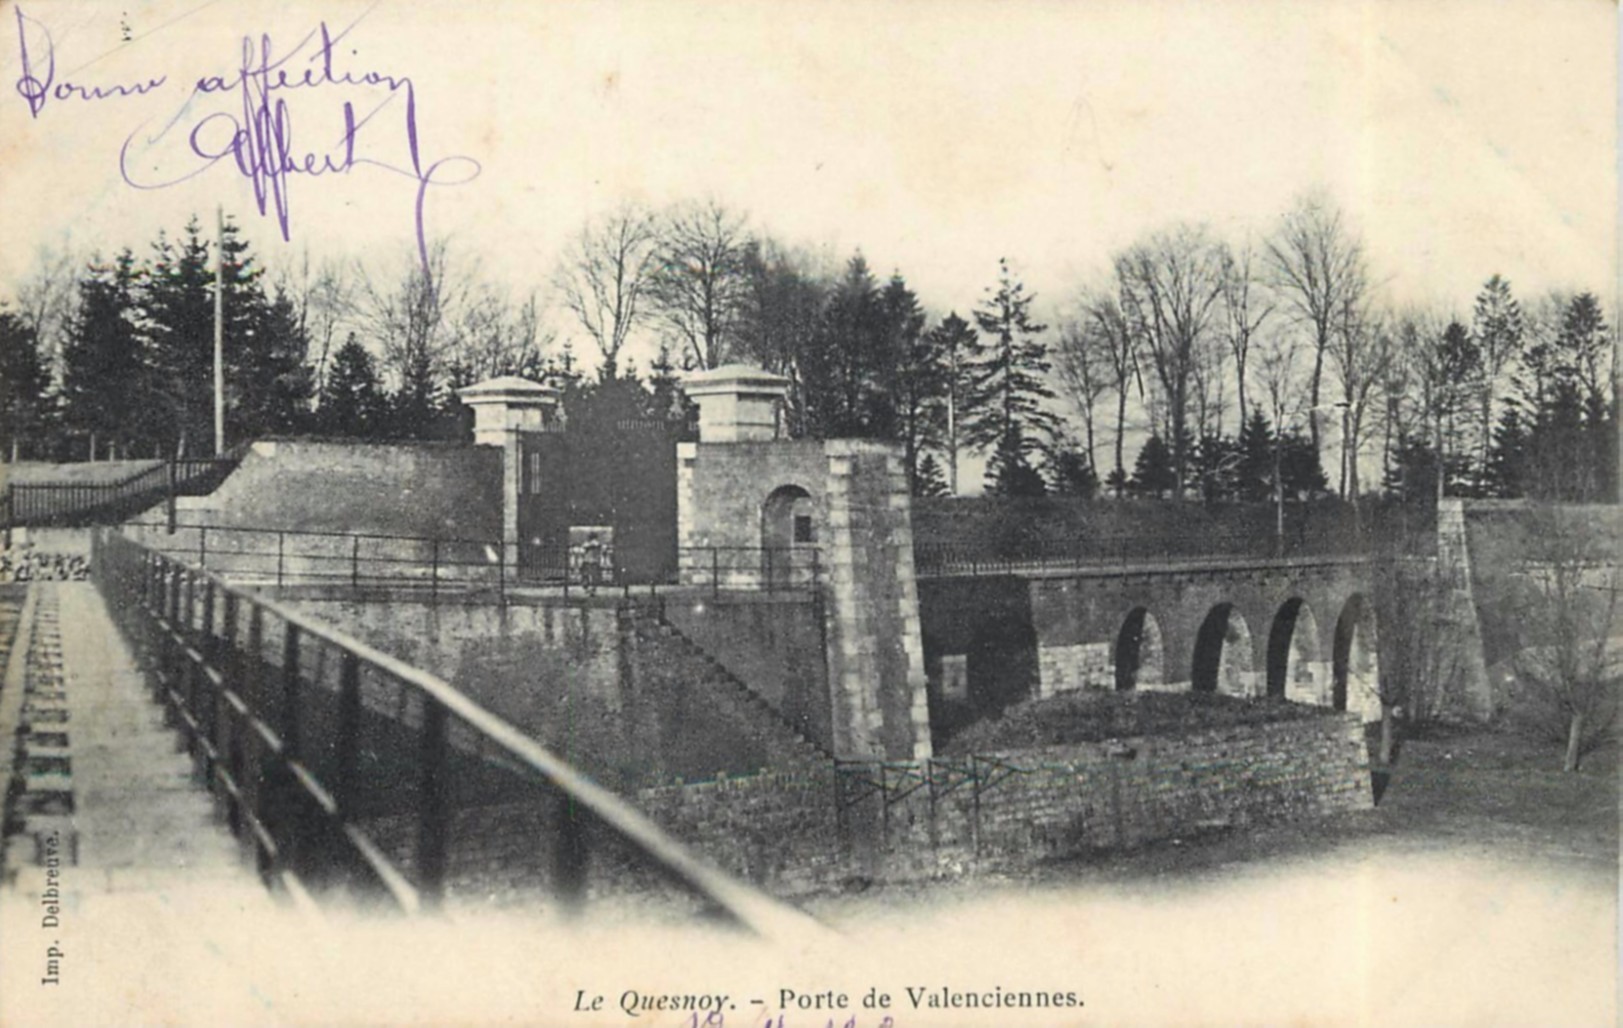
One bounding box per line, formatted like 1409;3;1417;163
0;1;1617;1024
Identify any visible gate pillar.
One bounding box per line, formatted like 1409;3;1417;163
457;376;559;573
677;365;931;761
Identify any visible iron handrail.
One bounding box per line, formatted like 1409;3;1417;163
92;528;826;941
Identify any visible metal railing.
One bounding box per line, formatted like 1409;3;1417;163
91;528;824;938
124;522;509;601
125;523;825;602
2;453;242;531
518;544;821;594
913;531;1372;578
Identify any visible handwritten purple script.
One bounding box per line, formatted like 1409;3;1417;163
12;6;480;287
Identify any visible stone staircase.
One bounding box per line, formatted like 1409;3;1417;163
619;602;833;771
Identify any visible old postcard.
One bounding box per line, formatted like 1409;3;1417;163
0;0;1616;1025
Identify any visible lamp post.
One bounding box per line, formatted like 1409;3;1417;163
213;204;225;457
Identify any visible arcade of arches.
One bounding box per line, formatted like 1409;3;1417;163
924;573;1384;727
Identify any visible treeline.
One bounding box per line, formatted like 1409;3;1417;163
549;202;1081;498
1;194;1615;506
1055;200;1616;505
0;218;556;459
2;219;309;460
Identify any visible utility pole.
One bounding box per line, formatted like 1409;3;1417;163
213;204;225;457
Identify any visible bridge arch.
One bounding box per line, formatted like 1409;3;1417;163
1266;597;1322;702
1332;592;1379;718
1113;607;1165;691
1191;603;1255;697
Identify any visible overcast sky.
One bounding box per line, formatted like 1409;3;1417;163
1;0;1615;370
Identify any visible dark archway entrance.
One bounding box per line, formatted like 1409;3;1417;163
1192;603;1254;696
1332;593;1377;716
1114;607;1165;691
1266;597;1321;701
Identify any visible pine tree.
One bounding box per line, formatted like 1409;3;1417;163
1193;432;1240;502
1482;402;1530;498
1383;431;1439;504
986;426;1047;497
801;254;889;439
643;342;678;421
926;312;978;494
966;259;1060;467
1129;434;1177;497
1432;320;1482;497
1521;293;1614;501
0;308;52;461
1279;428;1329;497
1235;407;1275;502
140;216;312;453
62;250;148;457
1470;275;1524;492
230;286;313;438
320;335;387;438
912;452;950;498
1046;446;1098;498
141;221;215;456
389;346;443;439
883;273;942;489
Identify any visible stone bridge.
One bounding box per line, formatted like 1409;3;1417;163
918;554;1381;727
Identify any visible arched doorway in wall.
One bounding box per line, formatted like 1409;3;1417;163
1114;607;1165;691
1266;597;1322;702
1332;593;1379;718
761;484;816;588
1192;603;1255;697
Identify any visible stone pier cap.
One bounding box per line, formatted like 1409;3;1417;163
457;376;560;445
682;364;789;443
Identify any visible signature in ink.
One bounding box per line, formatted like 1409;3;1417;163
13;6;167;115
11;5;480;291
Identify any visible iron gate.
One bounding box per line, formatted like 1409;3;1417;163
516;419;683;584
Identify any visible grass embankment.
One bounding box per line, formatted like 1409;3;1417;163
941;690;1323;755
2;460;160;486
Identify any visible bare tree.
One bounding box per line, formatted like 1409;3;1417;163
553;204;659;378
13;242;78;377
356;239;467;405
1052;308;1111;478
274;247;355;408
648;199;751;370
1505;504;1620;771
1266;191;1367;460
1219;238;1273;425
1328;298;1394;504
1255;327;1303;448
1189;327;1229;439
1113;223;1227;496
1371;549;1477;765
1077;290;1140;496
445;285;553;384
